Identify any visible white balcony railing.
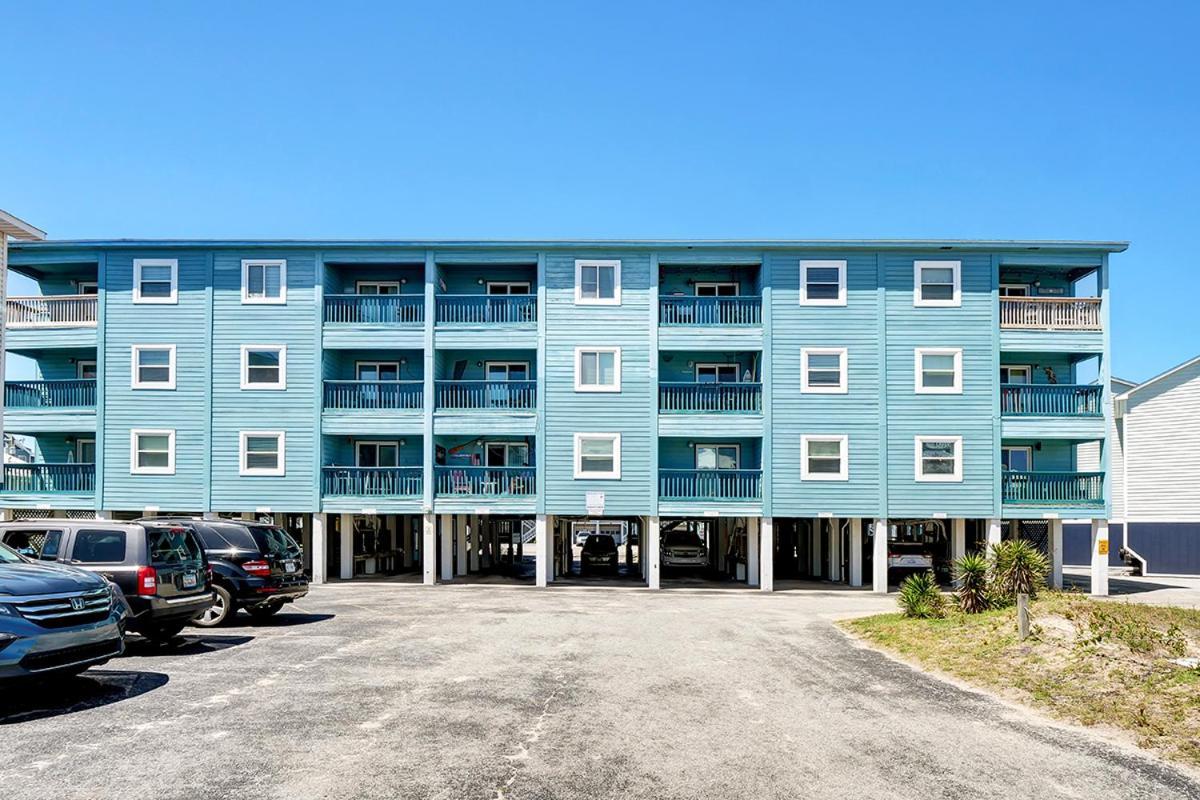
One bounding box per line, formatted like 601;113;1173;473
999;297;1101;331
5;295;98;328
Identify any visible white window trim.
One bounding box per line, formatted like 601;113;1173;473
575;259;622;306
695;443;741;470
694;363;741;383
1000;283;1030;297
240;345;287;390
801;435;849;481
241;259;287;304
1002;445;1034;472
355;440;402;467
240;430;286;476
133;258;178;305
131;344;177;390
800;347;848;394
76;438;96;464
694;281;740;296
484;441;531;467
356;280;401;294
130;428;175;475
1000;364;1032;384
574;347;622;392
355;361;401;380
77;360;97;380
799;260;847;306
486;281;532;294
914;260;962;308
76;281;98;295
573;432;621;479
914;347;963;395
484;361;530;381
914;435;963;483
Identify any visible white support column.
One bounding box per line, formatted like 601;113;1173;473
95;510;113;520
747;517;760;587
455;515;468;576
202;512;219;521
535;514;552;587
849;518;863;587
339;513;354;580
986;518;1002;551
439;514;454;582
811;520;824;578
468;515;480;572
422;513;436;585
0;509;12;523
872;518;888;593
951;518;966;564
311;513;327;585
646;516;661;589
759;517;774;593
828;519;842;583
1090;518;1109;597
1050;518;1064;590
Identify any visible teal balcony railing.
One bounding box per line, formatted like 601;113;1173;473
436;295;536;325
323;380;423;411
324;294;423;325
435;380;536;411
321;467;423;497
659;296;761;326
0;463;95;493
5;379;96;409
434;466;536;497
659;469;762;501
1000;384;1103;417
659;382;761;413
1002;471;1104;506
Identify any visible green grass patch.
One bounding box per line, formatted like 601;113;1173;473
842;593;1200;768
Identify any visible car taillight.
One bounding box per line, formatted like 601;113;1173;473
136;565;158;596
242;560;270;577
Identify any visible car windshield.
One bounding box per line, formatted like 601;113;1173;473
663;531;702;547
202;523;260;551
251;527;301;557
0;543;25;564
148;527;204;566
584;535;615;551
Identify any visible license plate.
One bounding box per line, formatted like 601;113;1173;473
283;560;297;573
182;572;198;588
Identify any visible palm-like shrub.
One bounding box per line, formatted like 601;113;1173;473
953;552;990;614
897;570;947;619
989;539;1050;603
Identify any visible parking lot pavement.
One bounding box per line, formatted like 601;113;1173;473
1064;567;1200;607
3;584;1199;800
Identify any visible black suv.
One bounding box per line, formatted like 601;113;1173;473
580;534;619;575
0;520;212;643
148;518;308;626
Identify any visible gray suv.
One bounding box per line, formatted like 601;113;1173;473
0;542;127;680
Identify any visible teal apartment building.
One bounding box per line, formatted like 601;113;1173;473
0;233;1126;593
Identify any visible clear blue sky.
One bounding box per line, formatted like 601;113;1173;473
3;1;1196;381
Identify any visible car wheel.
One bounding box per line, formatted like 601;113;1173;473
192;584;235;628
143;621;187;644
246;601;283;621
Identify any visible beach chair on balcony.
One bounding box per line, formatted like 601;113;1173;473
450;469;473;494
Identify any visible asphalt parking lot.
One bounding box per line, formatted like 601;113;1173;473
2;583;1199;800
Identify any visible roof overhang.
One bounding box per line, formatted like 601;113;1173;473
0;209;47;241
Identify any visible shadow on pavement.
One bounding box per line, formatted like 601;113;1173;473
123;634;254;657
0;670;169;725
1064;574;1181;595
234;611;336;628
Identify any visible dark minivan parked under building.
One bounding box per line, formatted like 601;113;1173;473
0;520;213;643
145;518;308;627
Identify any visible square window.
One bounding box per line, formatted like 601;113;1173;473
575;260;621;305
800;348;848;393
914;260;962;307
575;347;621;392
574;433;620;479
240;431;285;476
131;345;176;389
800;260;847;306
914;348;963;394
242;260;287;304
241;345;286;389
801;435;848;481
133;259;178;304
915;436;963;482
131;429;175;475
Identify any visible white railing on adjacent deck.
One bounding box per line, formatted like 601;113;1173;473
999;297;1101;331
5;295;98;328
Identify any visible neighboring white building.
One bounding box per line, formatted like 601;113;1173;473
1075;357;1200;575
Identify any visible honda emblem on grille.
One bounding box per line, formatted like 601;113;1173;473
70;597;85;611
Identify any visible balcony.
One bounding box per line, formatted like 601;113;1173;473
659;382;761;414
658;469;762;501
323;294;423;325
999;297;1101;331
321;466;422;498
1000;384;1103;417
436;295;536;325
1002;471;1104;507
323;380;423;411
434;466;536;497
435;380;536;411
659;296;761;327
5;379;96;409
5;295;97;328
0;463;95;494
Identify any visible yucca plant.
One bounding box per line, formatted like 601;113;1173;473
897;570;947;619
953;552;990;614
989;539;1050;603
